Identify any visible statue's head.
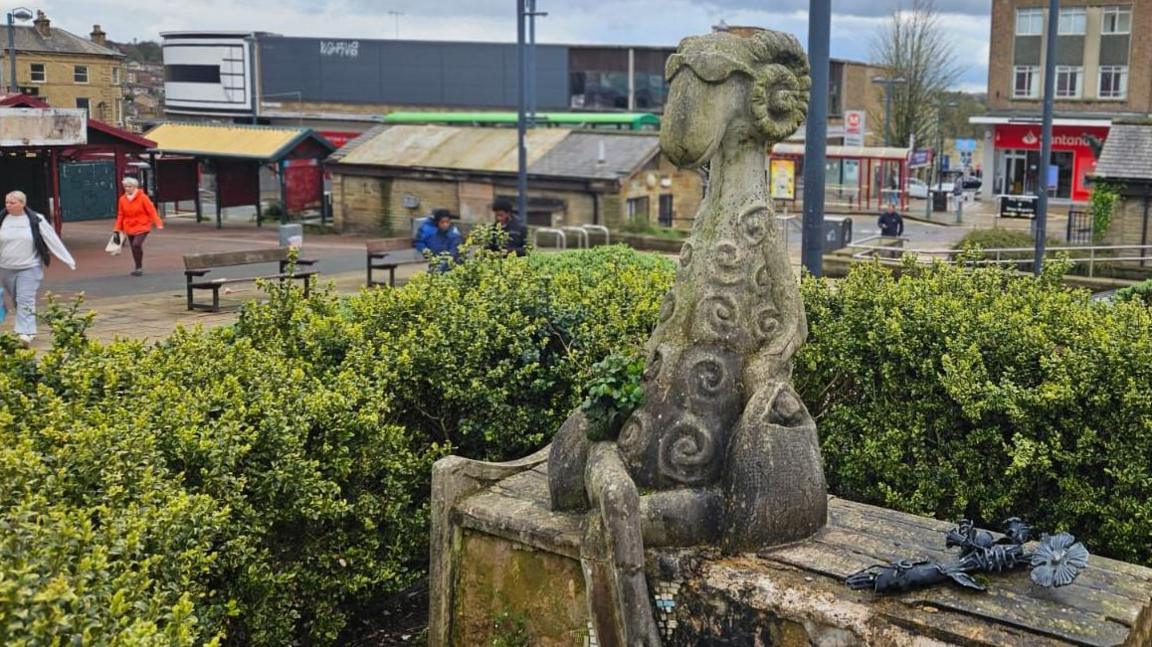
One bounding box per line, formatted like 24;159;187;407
661;29;810;168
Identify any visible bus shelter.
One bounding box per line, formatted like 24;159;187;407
145;123;335;228
1;94;155;230
770;143;911;213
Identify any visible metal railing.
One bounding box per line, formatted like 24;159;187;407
561;226;589;249
846;237;1152;277
581;224;610;246
532;227;568;250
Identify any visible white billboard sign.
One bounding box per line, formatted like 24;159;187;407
0;108;87;147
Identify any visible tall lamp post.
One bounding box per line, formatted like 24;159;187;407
802;0;831;276
927;100;959;220
6;7;33;94
871;75;906;147
1034;0;1059;275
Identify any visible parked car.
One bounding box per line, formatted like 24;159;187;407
906;178;954;199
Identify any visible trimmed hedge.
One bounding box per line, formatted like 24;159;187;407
6;245;1152;645
797;259;1152;564
0;246;674;646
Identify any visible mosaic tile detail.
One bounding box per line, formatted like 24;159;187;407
652;579;683;638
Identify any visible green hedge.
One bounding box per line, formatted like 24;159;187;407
0;246;674;646
6;246;1152;645
797;259;1152;564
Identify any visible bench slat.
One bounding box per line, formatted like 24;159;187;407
366;238;414;254
184;247;291;270
190;271;317;288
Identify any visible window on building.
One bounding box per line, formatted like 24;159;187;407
658;194;673;227
1056;66;1083;98
1099;65;1128;99
164;64;222;84
1016;8;1044;35
1102;6;1132;34
626;196;650;222
112;66;120;85
29;63;45;82
1013;66;1039;98
74;65;89;83
1058;7;1086;34
75;97;90;112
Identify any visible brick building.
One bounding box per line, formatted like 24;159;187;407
973;0;1150;202
0;13;126;126
327;125;703;235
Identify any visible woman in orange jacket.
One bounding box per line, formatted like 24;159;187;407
114;177;163;276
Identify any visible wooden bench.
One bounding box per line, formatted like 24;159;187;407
183;248;317;312
367;238;426;287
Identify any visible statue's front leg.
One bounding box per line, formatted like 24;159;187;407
585;442;662;647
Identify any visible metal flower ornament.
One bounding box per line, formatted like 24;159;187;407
846;518;1090;594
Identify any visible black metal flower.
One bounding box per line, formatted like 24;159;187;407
1029;533;1090;588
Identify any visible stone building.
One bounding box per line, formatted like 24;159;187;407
0;13;126;126
326;125;703;235
1091;119;1152;250
972;1;1151;203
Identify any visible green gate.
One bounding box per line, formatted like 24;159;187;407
60;161;117;222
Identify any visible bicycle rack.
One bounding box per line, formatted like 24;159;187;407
533;227;568;250
560;226;589;249
581;224;611;246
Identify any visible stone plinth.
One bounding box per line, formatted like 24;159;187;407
431;457;1152;646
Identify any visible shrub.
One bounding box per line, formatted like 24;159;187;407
797;259;1152;564
1115;278;1152;306
0;245;674;645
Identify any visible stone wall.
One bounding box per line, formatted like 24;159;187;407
1104;193;1151;248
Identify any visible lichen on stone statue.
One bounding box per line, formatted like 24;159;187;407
547;27;827;646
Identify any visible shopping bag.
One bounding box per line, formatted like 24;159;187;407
0;286;5;323
105;232;123;255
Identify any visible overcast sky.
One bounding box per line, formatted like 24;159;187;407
39;0;991;91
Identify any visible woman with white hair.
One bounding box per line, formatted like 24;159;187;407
0;191;76;346
114;176;163;276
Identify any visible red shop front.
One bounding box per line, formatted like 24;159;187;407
992;124;1108;202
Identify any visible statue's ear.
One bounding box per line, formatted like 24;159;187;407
750;64;810;143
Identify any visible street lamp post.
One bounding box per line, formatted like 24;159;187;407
871;75;906;147
1034;0;1060;275
802;0;831;277
6;7;33;94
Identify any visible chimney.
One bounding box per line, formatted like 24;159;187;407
33;11;50;38
90;25;107;47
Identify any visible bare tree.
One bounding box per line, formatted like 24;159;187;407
870;0;965;149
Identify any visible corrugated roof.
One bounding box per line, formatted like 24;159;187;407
530;131;660;180
334;124;569;173
1093;123;1152;182
0;24;123;57
145;123;329;160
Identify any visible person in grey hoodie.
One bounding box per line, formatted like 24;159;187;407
0;191;76;347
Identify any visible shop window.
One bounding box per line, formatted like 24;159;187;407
1102;6;1131;34
1099;66;1127;99
1056;66;1082;98
75;97;89;112
1016;8;1044;35
1058;7;1085;35
1013;66;1039;98
658;194;673;227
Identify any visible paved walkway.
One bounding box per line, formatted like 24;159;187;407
1;199;1065;349
1;216;429;348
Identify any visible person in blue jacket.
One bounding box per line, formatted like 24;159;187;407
415;209;462;271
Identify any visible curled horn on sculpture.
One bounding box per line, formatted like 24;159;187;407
747;32;810;142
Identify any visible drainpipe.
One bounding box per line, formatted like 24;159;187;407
587;183;601;226
1141;182;1150;268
